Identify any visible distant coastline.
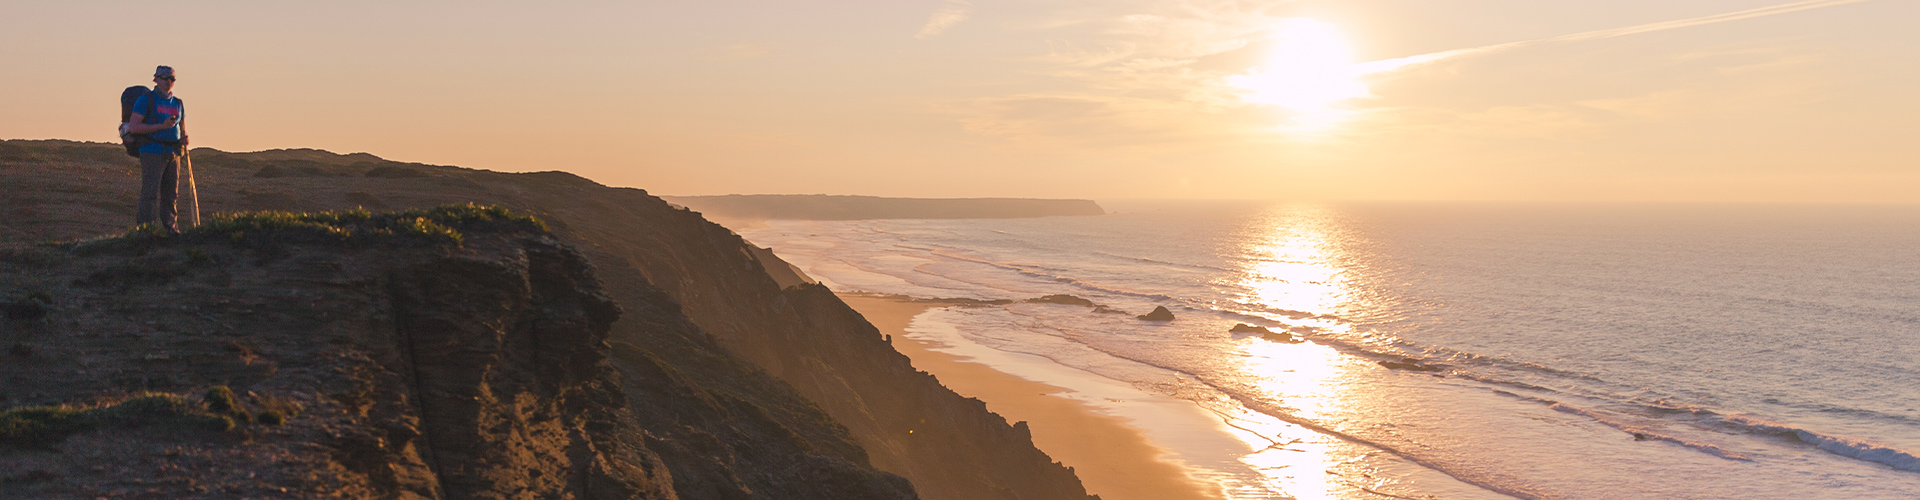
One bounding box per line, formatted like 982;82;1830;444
662;194;1106;221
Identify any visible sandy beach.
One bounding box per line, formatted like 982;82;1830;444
839;294;1228;500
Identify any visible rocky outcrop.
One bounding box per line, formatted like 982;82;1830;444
1;212;653;497
1228;323;1271;334
1137;306;1175;322
0;208;914;499
1378;359;1445;372
1026;294;1096;307
0;141;1097;500
1228;323;1300;343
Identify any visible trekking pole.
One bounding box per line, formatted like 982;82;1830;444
183;148;201;228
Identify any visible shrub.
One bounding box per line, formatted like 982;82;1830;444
0;391;239;448
0;406;91;448
251;393;304;421
204;386;240;414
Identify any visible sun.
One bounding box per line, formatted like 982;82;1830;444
1229;19;1369;115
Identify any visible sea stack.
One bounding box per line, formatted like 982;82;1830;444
1137;306;1175;321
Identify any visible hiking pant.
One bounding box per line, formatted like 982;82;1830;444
136;151;180;233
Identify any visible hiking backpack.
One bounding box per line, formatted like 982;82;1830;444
120;85;182;157
119;85;154;157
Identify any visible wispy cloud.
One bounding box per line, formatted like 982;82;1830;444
952;0;1874;146
1358;0;1877;76
917;0;973;39
944;1;1287;144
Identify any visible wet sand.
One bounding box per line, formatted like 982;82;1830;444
840;294;1227;500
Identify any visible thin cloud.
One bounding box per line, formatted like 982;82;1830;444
917;0;973;39
950;1;1293;143
1358;0;1876;76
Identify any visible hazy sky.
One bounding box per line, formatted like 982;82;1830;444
5;0;1916;202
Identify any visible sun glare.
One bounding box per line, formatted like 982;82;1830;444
1221;204;1386;499
1230;19;1369;123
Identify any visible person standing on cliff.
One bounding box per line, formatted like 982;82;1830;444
125;65;189;234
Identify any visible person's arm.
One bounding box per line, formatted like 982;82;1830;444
126;114;178;135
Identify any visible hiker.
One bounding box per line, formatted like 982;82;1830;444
124;65;189;234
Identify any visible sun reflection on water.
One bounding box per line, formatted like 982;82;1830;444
1234;204;1355;318
1222;204;1384;499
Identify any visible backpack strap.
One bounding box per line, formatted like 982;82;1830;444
141;91;160;124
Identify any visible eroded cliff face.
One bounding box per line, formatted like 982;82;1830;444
0;207;914;499
0;217;669;497
0;140;1096;500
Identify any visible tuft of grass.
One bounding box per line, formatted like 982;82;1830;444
0;392;236;448
204;386;241;414
251;393;304;423
389;217;462;246
0;406;91;447
106;394;236;432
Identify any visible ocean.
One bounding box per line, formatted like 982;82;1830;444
740;201;1920;500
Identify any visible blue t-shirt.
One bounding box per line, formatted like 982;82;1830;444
132;93;183;154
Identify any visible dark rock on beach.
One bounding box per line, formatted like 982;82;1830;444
1263;332;1304;343
1232;324;1302;343
1137;306;1175;322
1026;294;1096;307
1091;305;1130;315
1228;325;1300;344
1229;323;1272;334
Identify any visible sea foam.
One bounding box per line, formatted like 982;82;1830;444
1716;414;1920;472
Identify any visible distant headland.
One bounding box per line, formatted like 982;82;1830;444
661;194;1106;221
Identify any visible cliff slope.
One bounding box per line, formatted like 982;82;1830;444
0;206;914;499
0;140;1097;500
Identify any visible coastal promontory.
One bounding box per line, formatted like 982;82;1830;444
0;140;1099;500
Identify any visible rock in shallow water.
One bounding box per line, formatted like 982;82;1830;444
1228;323;1271;334
1137;306;1175;321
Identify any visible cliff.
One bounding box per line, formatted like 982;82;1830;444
0;206;913;499
660;194;1105;220
0;140;1098;500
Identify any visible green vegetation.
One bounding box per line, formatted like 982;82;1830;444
73;203;548;254
0;392;236;448
204;385;249;423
